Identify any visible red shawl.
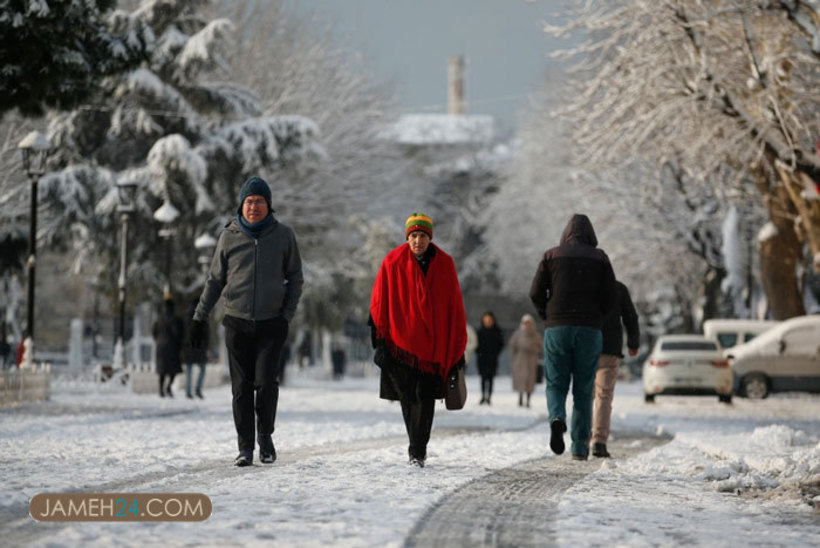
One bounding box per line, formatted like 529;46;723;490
370;243;467;381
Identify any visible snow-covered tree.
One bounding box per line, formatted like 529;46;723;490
0;0;152;116
2;0;324;312
217;0;414;330
544;0;820;320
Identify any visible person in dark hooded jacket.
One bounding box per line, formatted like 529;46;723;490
529;214;616;461
153;297;184;398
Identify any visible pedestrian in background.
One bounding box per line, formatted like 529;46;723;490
331;342;346;380
476;311;504;405
592;279;640;458
153;297;184;398
190;176;303;467
529;213;616;461
509;313;543;408
183;297;208;399
369;213;467;467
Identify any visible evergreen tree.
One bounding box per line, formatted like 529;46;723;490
0;0;152;116
31;0;323;305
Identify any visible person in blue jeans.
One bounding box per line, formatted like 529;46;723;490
529;214;616;460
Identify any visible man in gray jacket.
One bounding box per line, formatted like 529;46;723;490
191;176;303;467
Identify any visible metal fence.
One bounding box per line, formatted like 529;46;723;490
0;365;51;406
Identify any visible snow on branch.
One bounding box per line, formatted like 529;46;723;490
214;115;325;173
177;19;234;78
146;134;212;213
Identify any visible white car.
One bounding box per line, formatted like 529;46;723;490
727;315;820;399
642;334;733;404
702;319;778;356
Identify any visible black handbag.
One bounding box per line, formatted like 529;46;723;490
445;366;467;410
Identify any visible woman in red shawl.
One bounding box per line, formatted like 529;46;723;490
369;213;467;467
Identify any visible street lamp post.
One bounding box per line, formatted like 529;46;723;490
17;131;51;369
113;181;138;369
153;199;180;299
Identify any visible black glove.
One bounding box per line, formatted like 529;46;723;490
190;320;208;350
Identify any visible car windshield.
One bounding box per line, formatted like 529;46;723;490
660;341;718;351
717;334;738;348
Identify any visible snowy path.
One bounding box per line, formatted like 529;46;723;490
1;373;819;546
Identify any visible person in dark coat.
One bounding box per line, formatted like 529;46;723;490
369;213;467;467
475;311;504;405
153;297;184;398
529;213;616;460
331;343;346;380
190;176;303;467
592;280;640;458
183;298;209;399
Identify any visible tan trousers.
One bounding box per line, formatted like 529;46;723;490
592;354;621;444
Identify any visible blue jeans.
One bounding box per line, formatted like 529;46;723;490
544;326;602;457
185;363;206;396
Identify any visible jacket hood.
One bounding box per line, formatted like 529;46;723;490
559;214;598;247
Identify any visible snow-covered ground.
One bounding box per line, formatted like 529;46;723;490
1;366;819;547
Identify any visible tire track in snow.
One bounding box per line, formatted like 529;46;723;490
404;431;673;548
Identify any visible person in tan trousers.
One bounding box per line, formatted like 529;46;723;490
592;280;640;458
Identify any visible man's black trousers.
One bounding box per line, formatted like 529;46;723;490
223;315;289;453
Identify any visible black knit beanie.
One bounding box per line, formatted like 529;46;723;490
237;176;273;215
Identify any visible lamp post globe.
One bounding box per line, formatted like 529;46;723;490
153;199;180;299
17;131;51;369
194;232;217;275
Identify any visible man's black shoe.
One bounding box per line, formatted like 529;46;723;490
592;443;611;458
408;457;426;468
235;451;253;467
258;435;276;464
549;418;567;455
571;453;588;461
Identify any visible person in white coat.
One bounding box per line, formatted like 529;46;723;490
509;314;543;407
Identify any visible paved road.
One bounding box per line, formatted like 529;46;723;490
405;431;672;548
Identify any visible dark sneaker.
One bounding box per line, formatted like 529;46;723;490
258;435;276;464
592;443;611;458
549;418;567;455
571;453;588;461
235;451;253;467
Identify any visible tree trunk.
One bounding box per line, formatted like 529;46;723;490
754;164;806;320
758;224;805;320
776;163;820;275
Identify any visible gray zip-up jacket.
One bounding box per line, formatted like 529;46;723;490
193;217;303;322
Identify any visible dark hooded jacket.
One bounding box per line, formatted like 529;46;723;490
529;214;617;329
